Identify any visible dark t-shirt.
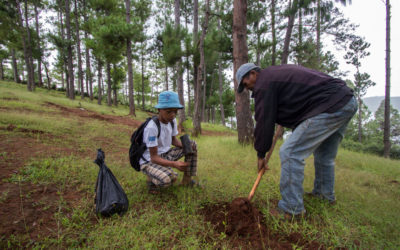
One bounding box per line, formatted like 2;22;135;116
253;64;354;158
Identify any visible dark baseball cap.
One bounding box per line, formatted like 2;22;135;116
236;63;260;93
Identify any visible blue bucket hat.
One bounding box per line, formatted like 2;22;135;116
155;91;184;109
236;63;260;93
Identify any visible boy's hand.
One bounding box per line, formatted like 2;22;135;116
173;161;190;172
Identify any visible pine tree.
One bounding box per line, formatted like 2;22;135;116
233;0;254;144
345;37;375;142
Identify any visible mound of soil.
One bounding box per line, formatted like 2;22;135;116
200;197;323;249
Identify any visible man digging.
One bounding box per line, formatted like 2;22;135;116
236;63;357;218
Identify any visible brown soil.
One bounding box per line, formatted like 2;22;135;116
0;132;87;247
0;100;150;247
43;102;141;128
200;197;323;249
199;130;236;137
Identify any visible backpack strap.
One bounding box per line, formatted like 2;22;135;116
151;116;161;138
151;116;174;138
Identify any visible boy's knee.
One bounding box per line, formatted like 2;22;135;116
158;175;174;187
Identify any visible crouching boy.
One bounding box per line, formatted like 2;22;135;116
140;91;198;194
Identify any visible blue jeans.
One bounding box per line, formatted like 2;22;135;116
278;97;357;215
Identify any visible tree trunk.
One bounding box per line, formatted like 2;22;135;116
150;83;154;106
25;0;35;90
297;8;303;65
141;48;145;110
58;9;67;93
281;0;297;64
74;0;84;99
185;9;191;117
65;0;75;99
16;0;31;90
61;70;65;90
316;0;321;67
101;76;104;97
165;65;168;90
83;0;93;100
218;57;225;126
233;0;254;144
270;0;277;66
125;0;135;115
107;63;112;106
86;49;93;100
34;4;43;87
43;60;51;89
187;55;191;117
211;108;213;123
255;1;261;66
193;0;210;137
0;61;3;80
192;0;198;116
201;62;206;121
383;0;391;158
97;59;102;105
358;97;362;143
175;0;186;128
11;49;21;83
113;65;118;106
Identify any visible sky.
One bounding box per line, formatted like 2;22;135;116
333;0;399;98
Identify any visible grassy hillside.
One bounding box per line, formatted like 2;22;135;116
1;81;399;249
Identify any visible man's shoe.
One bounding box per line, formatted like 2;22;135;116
269;207;305;221
305;192;336;205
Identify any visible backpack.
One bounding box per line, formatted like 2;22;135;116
129;116;174;171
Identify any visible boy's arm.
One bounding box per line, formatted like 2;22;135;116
171;136;197;151
149;146;188;171
171;136;182;148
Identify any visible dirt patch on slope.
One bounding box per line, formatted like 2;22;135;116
0;134;88;247
200;199;323;249
201;130;236;137
43;102;141;128
1;124;46;135
0;182;83;246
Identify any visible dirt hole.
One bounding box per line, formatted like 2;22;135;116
199;197;323;249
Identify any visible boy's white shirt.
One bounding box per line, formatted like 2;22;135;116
140;118;178;165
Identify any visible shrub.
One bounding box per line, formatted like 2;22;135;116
390;145;400;159
341;139;400;159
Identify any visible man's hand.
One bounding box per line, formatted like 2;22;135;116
257;158;270;171
173;161;190;172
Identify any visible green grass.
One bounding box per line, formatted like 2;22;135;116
1;80;400;249
183;118;236;134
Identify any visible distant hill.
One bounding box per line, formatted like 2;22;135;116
363;96;400;114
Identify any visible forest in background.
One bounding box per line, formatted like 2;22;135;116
0;0;397;157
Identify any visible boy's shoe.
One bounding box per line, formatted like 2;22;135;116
305;192;336;205
147;181;160;194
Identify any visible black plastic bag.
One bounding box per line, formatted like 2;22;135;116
94;148;129;217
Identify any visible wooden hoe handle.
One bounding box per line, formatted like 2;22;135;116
248;125;283;201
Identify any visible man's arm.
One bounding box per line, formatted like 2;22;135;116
253;85;279;158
